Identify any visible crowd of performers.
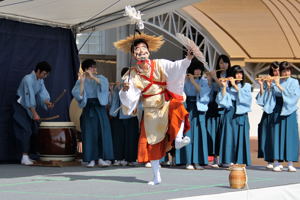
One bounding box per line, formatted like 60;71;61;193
12;33;299;186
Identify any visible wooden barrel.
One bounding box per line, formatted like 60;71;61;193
229;166;247;189
37;122;77;162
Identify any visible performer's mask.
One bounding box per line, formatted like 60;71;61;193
133;43;150;61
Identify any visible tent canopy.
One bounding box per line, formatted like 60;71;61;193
0;0;199;32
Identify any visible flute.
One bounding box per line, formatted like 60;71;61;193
219;77;243;81
255;76;290;80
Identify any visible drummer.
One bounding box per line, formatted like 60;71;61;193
12;61;54;165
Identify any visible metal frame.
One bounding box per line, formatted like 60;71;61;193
144;11;223;70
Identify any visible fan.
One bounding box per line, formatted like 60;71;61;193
175;33;209;71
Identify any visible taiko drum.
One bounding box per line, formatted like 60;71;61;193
37;122;77;161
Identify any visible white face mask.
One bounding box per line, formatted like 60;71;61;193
133;43;150;61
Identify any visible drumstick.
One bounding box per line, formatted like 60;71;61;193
113;106;122;114
53;89;67;104
40;115;60;121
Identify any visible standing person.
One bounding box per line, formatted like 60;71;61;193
13;61;53;165
217;65;252;166
72;59;114;167
256;62;280;169
266;61;299;172
114;33;193;185
206;55;231;167
176;58;211;170
109;67;140;166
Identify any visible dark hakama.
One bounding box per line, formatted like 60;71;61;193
110;116;139;162
272;97;299;162
257;112;274;162
80;98;114;162
176;96;208;165
219;101;251;165
206;92;223;156
12;101;38;153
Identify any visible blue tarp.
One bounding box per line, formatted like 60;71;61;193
0;19;80;161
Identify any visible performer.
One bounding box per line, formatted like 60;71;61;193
114;33;193;185
109;67;140;166
176;58;211;170
12;61;53;165
216;65;252;166
72;59;114;167
206;55;231;167
263;61;299;172
256;62;280;169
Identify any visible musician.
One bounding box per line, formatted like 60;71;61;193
12;61;53;165
72;59;114;167
114;33;193;185
256;62;280;169
216;65;252;166
176;58;211;170
262;61;299;172
206;55;231;167
109;67;139;166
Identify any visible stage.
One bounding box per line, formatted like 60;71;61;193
0;163;299;200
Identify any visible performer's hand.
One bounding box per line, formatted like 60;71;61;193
274;76;280;86
187;73;194;81
208;70;216;78
257;78;264;86
86;69;94;78
122;82;129;91
220;78;227;88
186;49;194;60
45;101;54;109
78;72;85;82
228;77;236;86
32;112;40;121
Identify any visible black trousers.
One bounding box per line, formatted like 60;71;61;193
12;101;38;153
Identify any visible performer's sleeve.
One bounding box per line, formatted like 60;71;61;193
109;87;120;117
97;75;109;106
281;78;300;111
256;92;264;107
71;80;87;108
119;79;141;115
22;77;37;108
36;81;50;110
237;83;252;107
196;78;211;111
216;88;232;109
160;58;191;95
161;58;191;78
256;83;276;114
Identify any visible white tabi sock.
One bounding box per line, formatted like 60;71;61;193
175;121;190;149
21;155;33;165
148;160;161;185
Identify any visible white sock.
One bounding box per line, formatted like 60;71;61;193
21;155;33;165
273;160;279;167
175;121;184;142
148;160;161;185
175;122;190;149
288;161;293;167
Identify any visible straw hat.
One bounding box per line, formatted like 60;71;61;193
114;33;164;53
